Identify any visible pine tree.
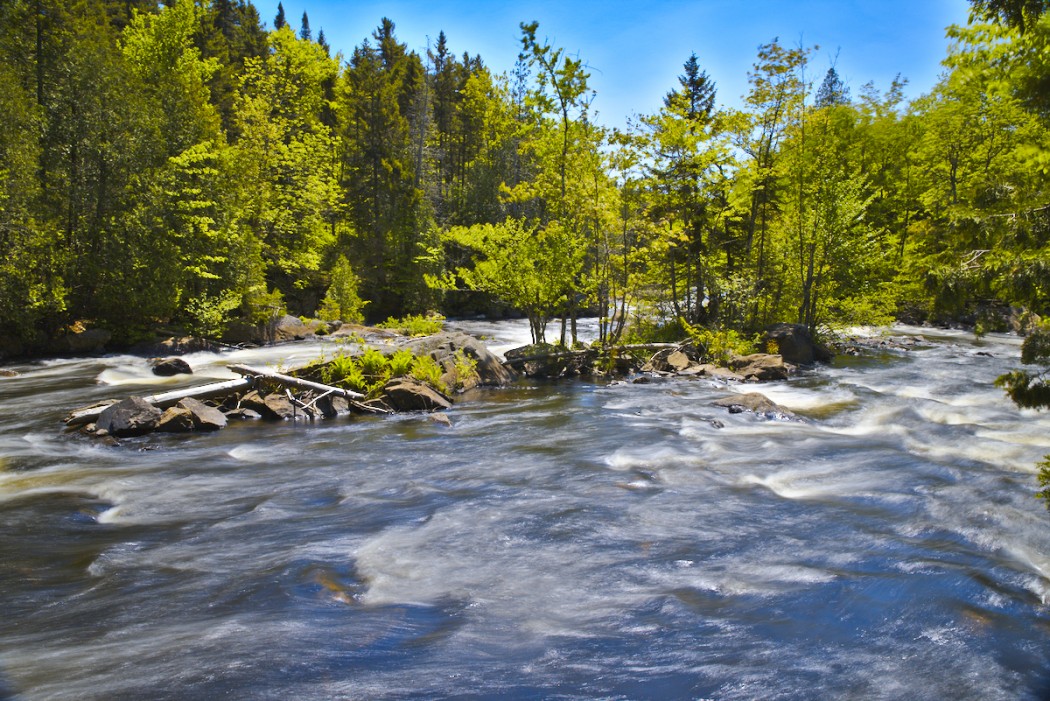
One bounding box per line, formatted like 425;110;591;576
299;11;311;41
274;2;285;30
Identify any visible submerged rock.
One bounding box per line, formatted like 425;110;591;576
713;392;799;421
96;397;162;437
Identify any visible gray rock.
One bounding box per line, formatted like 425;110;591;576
96;397;162;437
404;332;515;388
666;350;693;372
151;357;193;376
713;392;798;421
382;378;452;412
157;407;196;433
729;353;791;381
176;398;227;431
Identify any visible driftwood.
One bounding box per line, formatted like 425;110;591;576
227;363;389;415
227;364;365;400
64;377;255;426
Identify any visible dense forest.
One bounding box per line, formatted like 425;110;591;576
0;0;1047;355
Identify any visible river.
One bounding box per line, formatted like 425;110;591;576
0;321;1048;700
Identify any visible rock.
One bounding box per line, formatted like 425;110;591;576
666;350;693;372
316;394;350;418
272;315;329;342
151;357;193;376
713;392;798;421
157;406;196;433
239;390;297;420
429;412;453;427
225;407;262;420
763;323;832;365
0;369;18;378
695;364;745;382
96;397;162;437
728;353;791;381
263;394;297;420
175;398;227;431
382;378;452;412
56;327;112;355
406;332;516;387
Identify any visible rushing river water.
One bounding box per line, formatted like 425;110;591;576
1;321;1049;700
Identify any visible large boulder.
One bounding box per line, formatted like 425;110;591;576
55;327;112;355
763;323;832;365
382;378;452;412
272;315;330;342
713;392;799;421
728;353;791;381
404;332;515;388
151;357;193;377
96;397;162;437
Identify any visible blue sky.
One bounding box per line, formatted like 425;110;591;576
256;0;972;128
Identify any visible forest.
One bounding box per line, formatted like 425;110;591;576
0;0;1047;355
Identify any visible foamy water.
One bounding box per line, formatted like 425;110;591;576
0;322;1048;699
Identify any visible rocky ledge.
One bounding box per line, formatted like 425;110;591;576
67;331;513;441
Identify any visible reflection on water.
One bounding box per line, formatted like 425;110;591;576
0;322;1048;700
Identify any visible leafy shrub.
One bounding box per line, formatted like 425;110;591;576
453;349;478;387
681;319;757;364
388;349;416;377
376;313;445;336
409;354;446;392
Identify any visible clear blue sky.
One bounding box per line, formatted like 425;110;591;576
257;0;972;128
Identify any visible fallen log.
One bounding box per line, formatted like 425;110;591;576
227;364;366;400
226;363;389;414
64;376;255;426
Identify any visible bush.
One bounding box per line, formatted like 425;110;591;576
376;313;445;336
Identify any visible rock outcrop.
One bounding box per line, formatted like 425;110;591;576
404;331;516;388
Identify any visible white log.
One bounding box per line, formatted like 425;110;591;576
64;377;254;426
227;364;366;400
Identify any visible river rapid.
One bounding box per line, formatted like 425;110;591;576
0;321;1048;700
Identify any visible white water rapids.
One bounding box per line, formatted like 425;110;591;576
0;322;1048;699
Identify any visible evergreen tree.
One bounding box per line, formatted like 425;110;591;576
274;2;285;30
300;11;311;41
815;67;850;107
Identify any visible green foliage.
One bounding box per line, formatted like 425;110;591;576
185;291;241;338
388;348;416;376
996;325;1050;408
318;256;367;323
409;354;445;391
681;318;757;364
375;314;445;336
